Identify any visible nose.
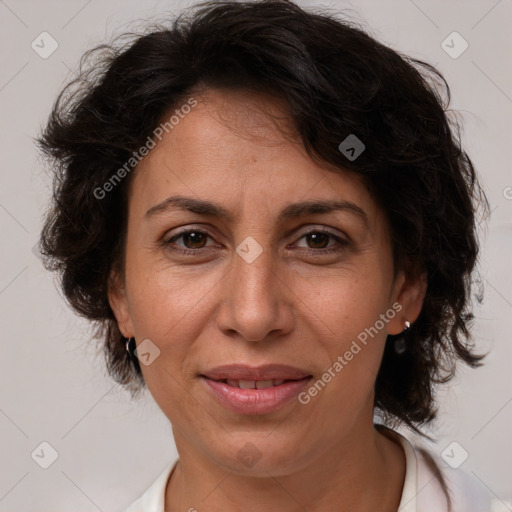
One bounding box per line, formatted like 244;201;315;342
215;241;295;343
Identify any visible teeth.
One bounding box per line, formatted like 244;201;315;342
224;379;287;389
255;380;274;389
238;380;256;389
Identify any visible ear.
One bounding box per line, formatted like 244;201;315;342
107;269;134;338
387;269;427;335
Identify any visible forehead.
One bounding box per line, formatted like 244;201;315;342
129;88;381;227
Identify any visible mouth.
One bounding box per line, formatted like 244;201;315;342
199;364;313;414
201;363;311;382
207;378;292;389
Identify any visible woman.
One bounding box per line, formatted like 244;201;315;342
37;1;490;510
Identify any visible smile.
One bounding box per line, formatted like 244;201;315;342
218;379;286;389
200;374;312;414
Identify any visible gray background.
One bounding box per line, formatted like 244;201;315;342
0;0;511;510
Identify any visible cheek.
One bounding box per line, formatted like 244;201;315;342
293;269;391;404
123;251;226;391
125;243;217;334
294;265;391;344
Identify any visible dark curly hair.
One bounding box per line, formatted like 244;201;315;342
37;0;488;433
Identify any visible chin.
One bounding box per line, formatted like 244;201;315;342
204;431;309;477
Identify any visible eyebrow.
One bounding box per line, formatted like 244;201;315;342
145;195;368;227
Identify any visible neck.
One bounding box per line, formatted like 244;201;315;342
165;423;406;512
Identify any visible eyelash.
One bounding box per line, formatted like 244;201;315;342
163;228;350;256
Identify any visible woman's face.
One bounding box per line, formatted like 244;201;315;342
109;88;424;475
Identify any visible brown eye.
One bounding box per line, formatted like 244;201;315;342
181;231;208;249
305;232;331;249
165;229;214;251
294;229;350;255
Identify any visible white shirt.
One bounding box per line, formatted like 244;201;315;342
123;429;492;512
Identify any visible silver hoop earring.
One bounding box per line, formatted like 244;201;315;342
125;337;140;371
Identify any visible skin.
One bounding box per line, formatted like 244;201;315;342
109;88;427;512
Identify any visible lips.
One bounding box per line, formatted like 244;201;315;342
225;379;285;389
201;363;311;382
200;364;313;414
